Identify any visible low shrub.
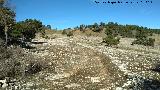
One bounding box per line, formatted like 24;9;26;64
67;31;73;37
25;61;43;75
103;35;120;46
0;38;4;46
92;27;102;32
148;38;155;46
42;35;49;39
0;46;45;79
132;38;155;47
0;47;22;79
62;30;67;35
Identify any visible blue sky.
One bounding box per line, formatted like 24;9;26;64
11;0;160;30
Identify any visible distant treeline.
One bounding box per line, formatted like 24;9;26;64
75;22;160;37
72;22;159;46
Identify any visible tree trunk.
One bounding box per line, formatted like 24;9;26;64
4;25;8;48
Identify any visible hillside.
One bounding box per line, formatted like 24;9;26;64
1;0;160;89
1;31;160;90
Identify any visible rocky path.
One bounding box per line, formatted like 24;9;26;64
10;34;160;90
72;36;160;89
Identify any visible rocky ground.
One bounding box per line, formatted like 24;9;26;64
0;34;160;90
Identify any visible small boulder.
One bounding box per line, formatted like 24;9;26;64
0;79;8;88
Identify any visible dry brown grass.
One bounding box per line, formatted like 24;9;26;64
72;29;106;38
45;29;62;35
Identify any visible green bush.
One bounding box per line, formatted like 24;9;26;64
62;30;67;35
132;29;155;46
10;29;22;39
103;35;120;46
92;27;102;32
12;19;44;42
103;26;120;46
132;38;155;46
148;38;155;46
67;31;73;37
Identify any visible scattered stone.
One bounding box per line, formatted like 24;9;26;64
116;87;123;90
65;83;81;88
90;77;101;83
1;34;160;89
0;79;8;88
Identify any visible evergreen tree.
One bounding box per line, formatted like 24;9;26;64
0;0;15;47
